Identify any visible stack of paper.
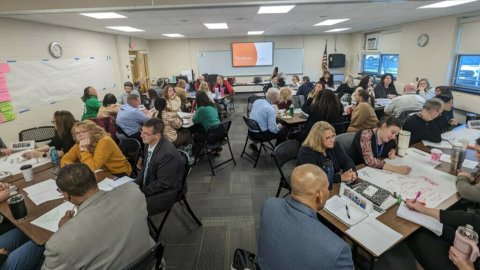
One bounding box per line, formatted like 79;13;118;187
97;176;134;192
396;202;443;236
31;201;75;232
23;179;63;205
422;140;453;149
346;217;403;256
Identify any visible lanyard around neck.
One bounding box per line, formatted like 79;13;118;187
374;129;385;157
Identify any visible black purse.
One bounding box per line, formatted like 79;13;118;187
232;248;258;270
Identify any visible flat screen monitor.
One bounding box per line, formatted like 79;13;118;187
231;42;273;67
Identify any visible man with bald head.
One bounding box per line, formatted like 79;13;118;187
258;164;353;270
384;82;425;118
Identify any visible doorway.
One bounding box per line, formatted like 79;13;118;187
129;50;150;89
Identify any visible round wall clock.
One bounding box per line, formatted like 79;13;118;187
49;42;63;58
417;34;429;47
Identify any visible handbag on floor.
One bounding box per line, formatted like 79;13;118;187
231;248;257;270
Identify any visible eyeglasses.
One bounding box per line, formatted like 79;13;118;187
139;129;155;136
74;130;88;136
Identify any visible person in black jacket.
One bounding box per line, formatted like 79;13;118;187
297;76;314;98
299;89;344;142
319;71;334;88
406;199;480;270
374;73;398;98
297;121;357;183
402;98;444;145
336;75;356;99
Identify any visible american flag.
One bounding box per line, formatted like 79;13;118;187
322;42;329;74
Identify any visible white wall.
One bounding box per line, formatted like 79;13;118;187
0;18;148;143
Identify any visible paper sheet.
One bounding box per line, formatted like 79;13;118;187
324;195;368;226
397;203;443;236
23;179;63;205
0;150;50;176
97;176;133;191
31;201;75;232
346;217;403;256
440;154;478;169
422;140;453;149
442;128;480;146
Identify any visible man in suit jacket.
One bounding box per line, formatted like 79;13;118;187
43;163;154;269
136;118;185;216
258;164;353;270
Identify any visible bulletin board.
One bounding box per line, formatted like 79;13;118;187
1;57;116;118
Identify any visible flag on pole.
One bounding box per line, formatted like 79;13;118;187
322;42;329;74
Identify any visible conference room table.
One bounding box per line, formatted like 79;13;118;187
276;108;307;127
186;91;232;101
318;142;472;269
0;166;112;245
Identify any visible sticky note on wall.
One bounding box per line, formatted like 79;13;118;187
0;101;15;123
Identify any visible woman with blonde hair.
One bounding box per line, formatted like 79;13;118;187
416;78;435;100
336;75;356;99
297;121;357;183
174;79;190;109
163;85;181;112
61;120;131;176
277;87;293;110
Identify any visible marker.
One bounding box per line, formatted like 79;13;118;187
412;191;421;203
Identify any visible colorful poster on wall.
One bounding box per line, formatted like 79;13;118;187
0;63;16;123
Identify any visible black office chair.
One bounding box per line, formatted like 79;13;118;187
197;121;236;176
331;121;350;135
119;138;142;178
246;95;265;117
148;150;202;241
18;126;56;142
241;116;275;168
335;133;356;162
272;140;300;197
291;95;305;109
122;241;165;270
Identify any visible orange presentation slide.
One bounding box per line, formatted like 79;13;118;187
232;42;273;67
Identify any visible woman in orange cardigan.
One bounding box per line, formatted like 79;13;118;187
61;120;132;177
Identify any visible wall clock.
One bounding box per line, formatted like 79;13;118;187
417;34;429;47
49;42;63;58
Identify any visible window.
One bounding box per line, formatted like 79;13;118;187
453;55;480;91
362;53;399;77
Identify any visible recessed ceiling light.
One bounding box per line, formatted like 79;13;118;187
418;0;477;8
248;31;264;35
258;5;295;14
106;26;144;32
162;34;185;38
325;28;351;32
204;23;228;29
314;19;350;26
80;12;126;19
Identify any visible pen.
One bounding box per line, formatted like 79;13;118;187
412;191;421;203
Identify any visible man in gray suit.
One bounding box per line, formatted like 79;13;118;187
42;163;155;269
136;118;185;216
258;164;353;270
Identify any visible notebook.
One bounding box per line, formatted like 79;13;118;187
396;202;443;236
324;195;369;226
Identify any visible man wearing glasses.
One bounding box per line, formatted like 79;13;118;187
136;118;185;216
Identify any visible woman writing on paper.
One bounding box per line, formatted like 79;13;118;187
406;199;480;270
22;110;76;159
297;121;357;183
352;116;412;175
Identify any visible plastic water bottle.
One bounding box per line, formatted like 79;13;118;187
215;87;220;99
50;147;60;165
289;104;295;117
324;160;334;191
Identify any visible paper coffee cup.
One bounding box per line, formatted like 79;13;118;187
431;148;442;161
20;164;33;182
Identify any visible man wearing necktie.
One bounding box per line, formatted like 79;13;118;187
135;118;185;216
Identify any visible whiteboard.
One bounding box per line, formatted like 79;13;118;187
4;57;116;113
198;48;303;76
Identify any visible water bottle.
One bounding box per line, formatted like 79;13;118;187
324;160;335;191
453;224;480;262
215;87;220;99
50;147;59;165
289;104;294;117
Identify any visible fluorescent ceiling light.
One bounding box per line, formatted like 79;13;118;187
162;34;184;38
106;26;144;32
258;5;295;14
248;31;264;35
204;23;228;29
80;12;126;19
325;28;351;32
314;19;350;26
418;0;477;8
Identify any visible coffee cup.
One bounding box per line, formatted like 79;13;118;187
20;164;33;182
8;194;28;220
431;148;442;161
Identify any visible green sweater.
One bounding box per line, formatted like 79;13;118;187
81;97;101;120
193;106;220;131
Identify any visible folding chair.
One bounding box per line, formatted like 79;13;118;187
240;116;275;168
272;140;300;197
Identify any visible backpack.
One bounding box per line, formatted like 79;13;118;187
231;248;258;270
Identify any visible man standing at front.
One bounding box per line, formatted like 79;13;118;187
258;164;353;270
136;118;185;215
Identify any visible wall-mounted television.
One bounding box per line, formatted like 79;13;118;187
231;42;273;67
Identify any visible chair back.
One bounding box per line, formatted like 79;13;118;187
119;138;142;178
205;121;230;147
19;126;56;142
272;140;301;189
242;116;262;133
398;110;418;125
247;95;265;117
336;133;356;161
122;241;165;270
90;117;118;142
332;121;350;135
291;95;305;109
177;150;191;195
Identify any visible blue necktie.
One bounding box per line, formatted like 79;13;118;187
143;150;152;186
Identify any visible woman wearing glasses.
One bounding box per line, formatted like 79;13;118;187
402;98;444;145
297;121;357;183
61;120;131;177
22;111;76;159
